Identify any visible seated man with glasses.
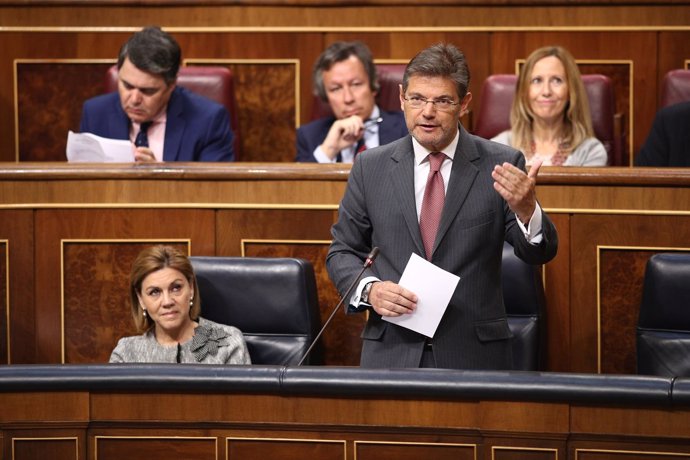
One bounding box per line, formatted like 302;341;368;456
296;41;408;163
326;43;557;369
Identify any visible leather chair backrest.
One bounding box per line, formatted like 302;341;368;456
189;257;323;365
502;242;546;371
661;69;690;108
310;64;405;120
104;65;241;159
637;252;690;377
474;73;619;165
473;74;517;141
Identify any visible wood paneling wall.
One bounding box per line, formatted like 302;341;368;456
1;0;690;163
1;163;690;374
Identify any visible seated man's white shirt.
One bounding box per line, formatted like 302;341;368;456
312;106;382;163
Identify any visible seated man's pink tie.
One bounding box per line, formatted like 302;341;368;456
419;152;446;260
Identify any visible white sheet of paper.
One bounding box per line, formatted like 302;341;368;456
383;253;460;338
66;131;134;163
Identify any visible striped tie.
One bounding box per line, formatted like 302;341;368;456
419;152;446;260
134;121;152;148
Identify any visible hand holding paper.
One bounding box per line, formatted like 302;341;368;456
66;131;134;163
383;253;460;338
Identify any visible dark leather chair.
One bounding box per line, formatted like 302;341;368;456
637;252;690;377
660;69;690;108
502;241;547;371
189;257;323;365
310;64;405;120
474;73;622;165
104;65;241;159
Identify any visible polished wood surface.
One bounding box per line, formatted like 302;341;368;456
2;163;690;372
2;2;690;27
0;162;350;204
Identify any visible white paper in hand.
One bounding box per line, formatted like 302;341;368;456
66;131;134;162
383;253;460;338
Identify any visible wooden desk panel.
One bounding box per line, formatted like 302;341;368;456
1;385;689;460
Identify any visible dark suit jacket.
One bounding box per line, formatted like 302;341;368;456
79;87;235;162
635;101;690;167
326;126;558;370
295;110;408;162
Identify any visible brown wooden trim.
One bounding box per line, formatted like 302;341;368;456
2;163;690;186
1;0;690;6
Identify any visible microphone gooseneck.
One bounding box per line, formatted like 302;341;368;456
364;247;379;268
296;247;380;366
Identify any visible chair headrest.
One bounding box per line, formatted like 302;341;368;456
661;69;690;108
639;253;690;329
190;257;320;335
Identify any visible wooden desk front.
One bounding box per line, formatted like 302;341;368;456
1;365;690;460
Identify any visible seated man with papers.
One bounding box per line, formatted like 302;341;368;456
76;26;235;163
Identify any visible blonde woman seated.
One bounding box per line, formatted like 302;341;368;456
110;245;251;364
492;46;608;166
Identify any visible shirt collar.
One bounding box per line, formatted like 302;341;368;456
132;107;168;130
412;127;460;166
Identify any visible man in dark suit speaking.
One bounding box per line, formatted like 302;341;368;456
79;26;235;162
326;43;558;369
295;41;408;163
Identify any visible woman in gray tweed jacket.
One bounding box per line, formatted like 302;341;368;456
110;245;251;364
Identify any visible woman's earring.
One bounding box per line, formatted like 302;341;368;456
189;297;194;307
141;306;147;318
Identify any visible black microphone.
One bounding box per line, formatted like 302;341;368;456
296;247;379;366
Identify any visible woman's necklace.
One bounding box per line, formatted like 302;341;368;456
528;140;569;166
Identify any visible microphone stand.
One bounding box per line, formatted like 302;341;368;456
297;247;379;366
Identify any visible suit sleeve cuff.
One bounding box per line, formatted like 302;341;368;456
313;145;338;163
348;276;379;313
516;202;544;245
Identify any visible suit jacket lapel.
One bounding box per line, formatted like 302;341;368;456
390;138;426;257
433;126;480;257
379;112;402;144
163;88;185;161
112;97;131;140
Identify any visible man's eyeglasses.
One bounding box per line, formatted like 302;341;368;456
403;96;460;111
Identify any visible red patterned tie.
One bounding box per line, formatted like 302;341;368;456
354;138;367;159
419;152;446;260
